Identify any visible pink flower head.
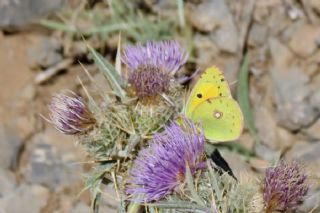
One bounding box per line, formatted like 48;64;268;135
123;40;187;99
126;119;205;202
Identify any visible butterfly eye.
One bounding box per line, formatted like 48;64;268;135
197;93;202;98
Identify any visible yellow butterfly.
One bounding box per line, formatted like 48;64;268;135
185;66;244;142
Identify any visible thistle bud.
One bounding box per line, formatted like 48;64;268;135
48;92;96;135
263;161;309;212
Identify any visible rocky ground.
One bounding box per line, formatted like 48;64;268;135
0;0;320;212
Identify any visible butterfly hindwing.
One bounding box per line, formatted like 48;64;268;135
190;97;243;142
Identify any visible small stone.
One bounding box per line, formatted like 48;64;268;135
186;0;219;32
0;169;16;198
269;37;294;71
270;65;316;130
210;28;238;54
0;125;23;170
250;47;268;77
186;0;238;53
193;33;219;68
310;0;320;14
58;194;75;213
289;24;320;58
17;83;36;102
281;20;304;42
304;62;319;76
254;105;278;149
220;151;251;178
254;2;270;22
66;41;87;57
310;88;320;111
249;157;269;171
10;115;35;140
286;141;320;179
277;127;296;146
271;66;310;103
193;33;240;85
99;184;119;212
71;202;91;213
238;132;255;151
248;23;268;47
222;57;241;84
287;5;303;21
99;205;118;213
267;6;290;36
0;0;64;28
303;119;320;140
27;36;63;69
24;131;83;189
298;190;320;212
307;50;320;65
145;0;177;17
255;144;281;162
287;141;320;162
1;184;49;213
276;100;317;131
253;87;295;150
0;33;37;107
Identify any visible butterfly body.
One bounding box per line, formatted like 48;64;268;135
185;66;243;142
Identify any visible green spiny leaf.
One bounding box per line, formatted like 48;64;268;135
115;32;123;79
39;19;77;32
87;44;126;100
127;202;141;213
177;0;185;28
236;52;260;145
185;164;205;207
93;190;102;213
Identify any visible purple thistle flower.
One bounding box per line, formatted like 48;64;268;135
126;119;205;202
123;40;187;99
263;161;309;212
48;92;96;135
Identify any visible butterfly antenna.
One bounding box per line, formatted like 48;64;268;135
177;68;201;84
230;80;238;86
